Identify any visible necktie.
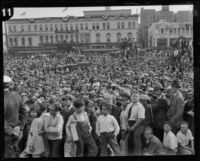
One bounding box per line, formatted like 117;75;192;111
128;105;133;119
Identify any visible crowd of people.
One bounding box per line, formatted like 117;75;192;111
4;48;194;158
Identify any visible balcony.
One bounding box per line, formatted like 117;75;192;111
55;29;79;34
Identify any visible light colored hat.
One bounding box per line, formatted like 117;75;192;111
4;75;12;83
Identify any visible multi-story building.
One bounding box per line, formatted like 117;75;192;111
6;8;139;53
139;5;193;48
148;19;193;47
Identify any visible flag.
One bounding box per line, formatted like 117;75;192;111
20;12;26;16
62;7;68;12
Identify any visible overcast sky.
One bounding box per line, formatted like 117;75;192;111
10;5;193;19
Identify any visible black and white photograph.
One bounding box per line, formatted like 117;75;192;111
3;4;195;158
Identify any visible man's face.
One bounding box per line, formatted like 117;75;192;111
62;99;72;107
131;93;139;103
171;86;177;95
49;107;57;117
101;106;109;116
154;90;162;97
180;124;188;134
163;124;171;132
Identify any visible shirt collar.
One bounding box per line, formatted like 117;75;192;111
68;104;73;111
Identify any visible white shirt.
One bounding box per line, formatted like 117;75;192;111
163;131;178;151
177;129;194;146
125;102;145;121
96;114;120;136
120;111;127;130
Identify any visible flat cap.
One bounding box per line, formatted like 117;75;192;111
4;75;12;83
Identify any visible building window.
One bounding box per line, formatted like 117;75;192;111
60;35;64;42
117;22;120;29
75;24;78;30
128;22;131;29
65;24;68;31
28;37;32;46
169;28;172;34
70;24;73;30
80;33;84;42
40;25;43;31
14;38;18;46
121;22;125;29
50;24;53;31
9;38;13;47
117;32;121;42
174;28;176;34
182;28;185;34
9;26;12;32
55;24;58;31
13;26;16;32
50;35;54;43
34;25;37;31
103;23;106;29
65;35;68;41
132;22;136;28
55;35;59;42
128;32;132;40
28;25;31;32
60;24;63;31
96;33;100;43
161;28;164;34
45;24;48;31
92;23;95;30
46;35;49;43
85;23;88;30
106;33;111;42
21;25;24;32
80;23;83;30
40;36;43;44
21;37;25;45
70;34;73;42
107;23;110;29
96;23;99;30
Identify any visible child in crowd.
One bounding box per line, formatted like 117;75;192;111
20;104;45;158
96;101;121;156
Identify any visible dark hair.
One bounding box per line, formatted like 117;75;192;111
180;121;189;126
144;127;153;135
116;101;122;107
74;99;85;109
40;103;48;112
101;101;111;112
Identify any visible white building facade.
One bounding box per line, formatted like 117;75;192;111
6;9;139;52
148;20;193;48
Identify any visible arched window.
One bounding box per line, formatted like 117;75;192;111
28;25;31;32
21;37;25;45
121;22;125;29
174;28;176;34
65;24;68;30
50;24;53;31
70;34;73;42
96;23;99;29
117;22;120;29
45;24;48;31
107;23;110;29
21;25;24;32
14;38;18;46
128;22;131;29
55;35;59;42
161;28;164;34
96;33;100;43
92;23;95;30
34;25;37;31
9;38;13;47
106;33;111;42
9;26;12;32
60;35;64;42
65;35;68;41
50;35;54;43
85;23;88;30
55;24;58;31
103;23;106;29
80;23;83;30
46;35;49;43
60;24;63;31
128;32;132;39
75;24;78;30
70;24;73;30
117;32;121;42
40;36;43;44
40;25;43;31
28;37;32;46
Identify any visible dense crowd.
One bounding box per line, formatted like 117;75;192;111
4;49;194;157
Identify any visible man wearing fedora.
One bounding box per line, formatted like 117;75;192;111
151;83;168;142
167;79;184;134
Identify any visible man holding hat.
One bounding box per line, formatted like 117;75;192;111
4;75;26;158
167;79;184;134
151;83;168;142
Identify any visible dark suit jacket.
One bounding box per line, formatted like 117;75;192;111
151;97;168;129
111;105;121;126
167;91;184;128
